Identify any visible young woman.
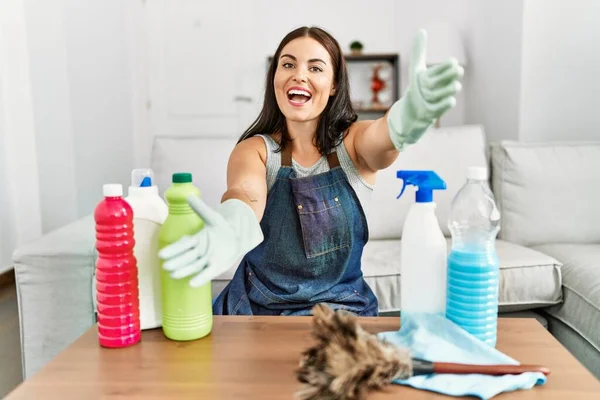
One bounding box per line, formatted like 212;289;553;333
159;26;463;316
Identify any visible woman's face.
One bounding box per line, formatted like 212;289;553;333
274;37;336;124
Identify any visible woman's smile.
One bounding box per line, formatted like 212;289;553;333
286;86;313;107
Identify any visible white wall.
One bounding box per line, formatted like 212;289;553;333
22;0;134;233
519;0;600;142
139;0;474;171
464;0;600;144
24;0;78;234
464;1;524;143
0;0;43;273
234;0;472;129
64;0;134;218
14;0;600;235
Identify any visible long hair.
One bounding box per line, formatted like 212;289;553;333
238;26;357;155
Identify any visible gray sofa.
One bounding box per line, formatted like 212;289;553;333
13;125;600;380
490;140;600;378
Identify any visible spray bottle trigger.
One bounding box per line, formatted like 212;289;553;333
397;180;408;199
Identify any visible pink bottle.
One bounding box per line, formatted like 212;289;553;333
94;183;141;348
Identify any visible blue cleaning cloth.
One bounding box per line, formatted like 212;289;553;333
378;314;547;399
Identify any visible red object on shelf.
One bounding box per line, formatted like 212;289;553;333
371;65;386;105
94;184;141;348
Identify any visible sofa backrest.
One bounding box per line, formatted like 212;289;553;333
367;124;488;239
491;140;600;247
150;124;488;239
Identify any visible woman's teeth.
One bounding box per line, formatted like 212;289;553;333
287;89;312;104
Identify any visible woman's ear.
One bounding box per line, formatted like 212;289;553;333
330;85;337;96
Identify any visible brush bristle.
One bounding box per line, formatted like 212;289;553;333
295;304;412;400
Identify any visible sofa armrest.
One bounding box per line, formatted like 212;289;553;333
12;215;96;379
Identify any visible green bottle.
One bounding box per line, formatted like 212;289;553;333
159;172;213;341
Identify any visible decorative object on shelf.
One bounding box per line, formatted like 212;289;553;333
370;64;387;110
349;40;364;55
345;54;399;113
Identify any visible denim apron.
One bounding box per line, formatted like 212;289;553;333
212;143;378;316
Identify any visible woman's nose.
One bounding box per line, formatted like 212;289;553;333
293;71;307;83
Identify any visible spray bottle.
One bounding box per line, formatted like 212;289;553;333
397;170;447;319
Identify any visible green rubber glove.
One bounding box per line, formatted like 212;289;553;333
387;29;464;151
158;197;263;288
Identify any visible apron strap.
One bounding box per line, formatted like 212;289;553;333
327;151;340;169
281;144;292;167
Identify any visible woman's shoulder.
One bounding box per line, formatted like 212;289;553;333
234;135;270;165
347;120;377;138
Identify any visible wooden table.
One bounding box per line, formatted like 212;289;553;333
7;316;600;399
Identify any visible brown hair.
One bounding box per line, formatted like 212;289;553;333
239;26;357;155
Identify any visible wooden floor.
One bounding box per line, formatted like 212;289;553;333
0;271;23;398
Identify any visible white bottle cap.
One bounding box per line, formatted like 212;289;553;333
103;184;123;197
467;166;488;181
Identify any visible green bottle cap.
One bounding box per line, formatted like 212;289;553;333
172;172;192;183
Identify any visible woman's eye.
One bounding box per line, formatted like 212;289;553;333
282;63;294;68
310;66;323;73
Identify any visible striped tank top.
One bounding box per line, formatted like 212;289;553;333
257;134;374;217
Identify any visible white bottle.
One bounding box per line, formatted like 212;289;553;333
397;170;448;317
125;168;168;330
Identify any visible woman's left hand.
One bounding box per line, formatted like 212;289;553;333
159;196;263;288
387;29;464;151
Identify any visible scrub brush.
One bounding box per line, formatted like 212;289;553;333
295;304;550;400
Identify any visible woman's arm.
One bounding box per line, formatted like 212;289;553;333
350;115;398;172
220;136;269;222
158;136;268;288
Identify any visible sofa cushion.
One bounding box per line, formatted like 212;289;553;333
494;240;563;312
361;239;562;313
532;244;600;354
491;141;600;247
368;125;488;240
12;215;96;378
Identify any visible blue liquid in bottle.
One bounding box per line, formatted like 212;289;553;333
446;167;501;347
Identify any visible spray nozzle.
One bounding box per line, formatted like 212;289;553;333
140;176;152;187
131;168;155;188
397;170;447;203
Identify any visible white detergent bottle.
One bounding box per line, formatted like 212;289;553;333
125;168;168;330
397;170;448;319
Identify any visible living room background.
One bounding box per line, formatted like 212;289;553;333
1;0;599;272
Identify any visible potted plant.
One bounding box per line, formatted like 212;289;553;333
349;40;363;55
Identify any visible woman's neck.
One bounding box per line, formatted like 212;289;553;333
285;118;322;166
286;119;318;152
